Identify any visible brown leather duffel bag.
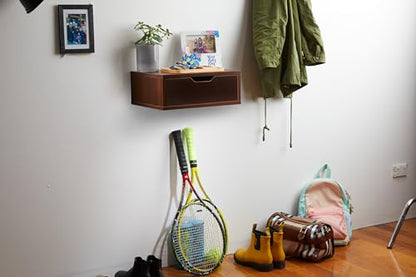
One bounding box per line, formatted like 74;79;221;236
267;212;334;262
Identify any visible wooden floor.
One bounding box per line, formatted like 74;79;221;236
163;219;416;277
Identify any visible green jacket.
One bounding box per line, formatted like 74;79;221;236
253;0;325;98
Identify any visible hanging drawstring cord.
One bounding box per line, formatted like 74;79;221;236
262;98;270;142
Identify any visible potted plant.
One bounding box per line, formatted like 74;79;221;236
134;21;172;72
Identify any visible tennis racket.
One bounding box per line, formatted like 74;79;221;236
171;130;226;275
183;127;228;250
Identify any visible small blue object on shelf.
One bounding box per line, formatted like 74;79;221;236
181;53;201;68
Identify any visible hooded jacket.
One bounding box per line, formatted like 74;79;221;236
253;0;325;98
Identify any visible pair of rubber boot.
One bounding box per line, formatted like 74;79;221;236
115;255;163;277
234;223;285;272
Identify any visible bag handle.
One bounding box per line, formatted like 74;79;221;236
314;164;331;179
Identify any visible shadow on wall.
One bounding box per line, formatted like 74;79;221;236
52;5;61;54
150;134;182;267
0;0;15;11
235;0;262;101
112;27;145;98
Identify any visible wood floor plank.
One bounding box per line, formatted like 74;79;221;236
163;218;416;277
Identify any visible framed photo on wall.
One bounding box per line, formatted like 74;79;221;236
181;30;222;67
58;5;94;54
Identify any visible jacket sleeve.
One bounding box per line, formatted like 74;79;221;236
253;0;289;69
296;0;325;65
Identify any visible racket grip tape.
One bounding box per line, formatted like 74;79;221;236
172;130;188;174
183;127;197;167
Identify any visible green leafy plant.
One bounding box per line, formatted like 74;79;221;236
134;21;172;45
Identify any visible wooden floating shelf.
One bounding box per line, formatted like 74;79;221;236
131;70;241;110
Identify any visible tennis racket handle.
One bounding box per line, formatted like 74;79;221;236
183;127;197;166
172;130;188;174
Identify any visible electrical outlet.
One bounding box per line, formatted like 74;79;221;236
392;163;408;178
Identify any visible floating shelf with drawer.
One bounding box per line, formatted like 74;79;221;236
131;70;240;110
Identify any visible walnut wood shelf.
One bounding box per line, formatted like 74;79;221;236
131;70;240;110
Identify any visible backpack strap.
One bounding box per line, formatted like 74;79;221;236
314;164;331;179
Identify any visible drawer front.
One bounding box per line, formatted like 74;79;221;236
164;74;240;108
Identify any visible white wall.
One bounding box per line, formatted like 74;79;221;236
0;0;415;276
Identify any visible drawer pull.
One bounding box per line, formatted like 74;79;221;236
190;76;215;83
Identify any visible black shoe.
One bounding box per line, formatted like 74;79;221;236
147;255;164;277
115;257;150;277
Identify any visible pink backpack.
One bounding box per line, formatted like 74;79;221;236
298;164;353;246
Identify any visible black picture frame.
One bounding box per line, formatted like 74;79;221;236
58;5;94;54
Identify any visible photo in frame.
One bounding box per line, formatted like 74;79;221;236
180;30;222;67
58;5;94;54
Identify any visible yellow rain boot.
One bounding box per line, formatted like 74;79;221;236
270;224;285;269
233;224;274;272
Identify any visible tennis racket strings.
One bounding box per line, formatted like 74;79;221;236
172;203;224;272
